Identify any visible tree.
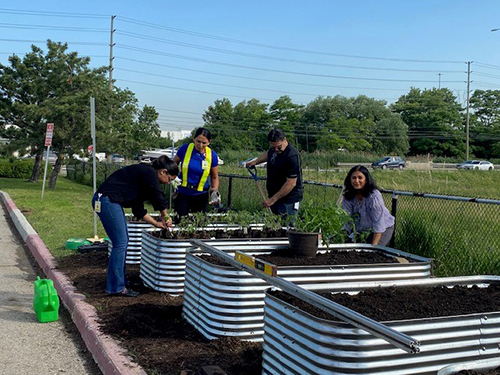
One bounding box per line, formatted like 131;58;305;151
269;96;303;147
233;99;270;151
301;95;408;154
468;90;500;159
470;90;500;127
202;98;236;151
391;88;464;157
0;40;151;188
0;40;110;184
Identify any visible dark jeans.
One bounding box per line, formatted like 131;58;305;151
366;226;395;247
174;191;208;220
92;193;129;294
271;200;300;226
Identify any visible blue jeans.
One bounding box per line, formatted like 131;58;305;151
271;201;300;226
92;193;129;294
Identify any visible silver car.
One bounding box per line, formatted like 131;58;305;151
456;160;494;170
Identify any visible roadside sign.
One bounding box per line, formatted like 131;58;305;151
88;145;93;153
44;123;54;146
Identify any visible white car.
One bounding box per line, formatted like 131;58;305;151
111;154;125;163
457;160;494;170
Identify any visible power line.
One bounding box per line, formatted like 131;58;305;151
156;107;204;115
116;78;276;101
117;16;464;64
115;30;463;74
115;56;414;92
0;8;108;18
115;44;464;83
475;62;500;71
0;22;107;32
474;71;500;79
0;38;108;46
116;67;334;98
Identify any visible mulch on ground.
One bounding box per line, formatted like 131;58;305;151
56;251;262;375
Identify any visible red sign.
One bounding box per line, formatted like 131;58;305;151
44;123;54;147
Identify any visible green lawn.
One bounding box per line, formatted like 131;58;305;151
0;177;105;257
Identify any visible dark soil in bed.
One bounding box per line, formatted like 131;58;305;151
271;283;500;322
152;228;288;240
456;368;500;375
56;251;262;375
199;248;401;267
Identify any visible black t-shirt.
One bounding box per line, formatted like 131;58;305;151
266;144;303;204
96;163;168;219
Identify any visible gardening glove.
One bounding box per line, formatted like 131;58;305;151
209;189;221;206
171;177;181;190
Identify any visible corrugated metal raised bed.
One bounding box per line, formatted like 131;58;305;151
438;357;500;375
183;244;432;341
262;276;500;375
140;229;289;294
108;214;156;264
108;214;233;265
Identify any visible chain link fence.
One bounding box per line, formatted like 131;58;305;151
219;173;500;277
65;162;500;277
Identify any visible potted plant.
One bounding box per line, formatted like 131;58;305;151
288;202;351;257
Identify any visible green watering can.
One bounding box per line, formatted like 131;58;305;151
33;276;60;323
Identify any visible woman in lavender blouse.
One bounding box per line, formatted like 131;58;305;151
341;165;395;246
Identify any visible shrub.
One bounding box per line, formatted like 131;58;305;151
0;159;37;179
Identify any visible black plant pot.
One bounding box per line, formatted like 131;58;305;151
288;230;319;258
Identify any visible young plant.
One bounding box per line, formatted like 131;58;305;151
261;210;285;232
292;202;351;246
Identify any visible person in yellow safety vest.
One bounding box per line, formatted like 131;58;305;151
173;127;220;220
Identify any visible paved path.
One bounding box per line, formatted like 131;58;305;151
0;201;100;375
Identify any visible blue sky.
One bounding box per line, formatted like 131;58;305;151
2;1;500;132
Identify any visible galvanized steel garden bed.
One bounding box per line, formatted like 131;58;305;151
183;244;432;341
262;276;500;375
140;229;290;294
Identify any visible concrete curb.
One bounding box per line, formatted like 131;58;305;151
0;191;147;375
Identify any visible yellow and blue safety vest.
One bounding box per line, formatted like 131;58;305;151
177;143;218;195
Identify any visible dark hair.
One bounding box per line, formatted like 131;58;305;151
267;128;286;142
152;155;179;176
194;127;212;141
343;165;378;199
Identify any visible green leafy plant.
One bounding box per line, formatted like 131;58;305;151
260;210;285;231
291;202;352;246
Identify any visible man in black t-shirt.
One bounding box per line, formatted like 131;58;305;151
246;129;303;219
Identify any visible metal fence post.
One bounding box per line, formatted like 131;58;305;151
227;176;233;208
389;193;398;248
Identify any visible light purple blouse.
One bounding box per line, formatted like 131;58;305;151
342;189;395;234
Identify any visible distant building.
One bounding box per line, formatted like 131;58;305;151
161;129;192;142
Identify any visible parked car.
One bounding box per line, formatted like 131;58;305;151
456;160;494;170
42;150;58;164
111;154;125;163
372;156;405;170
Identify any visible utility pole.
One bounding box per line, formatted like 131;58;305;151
108;15;116;91
437;73;442;89
465;61;472;161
